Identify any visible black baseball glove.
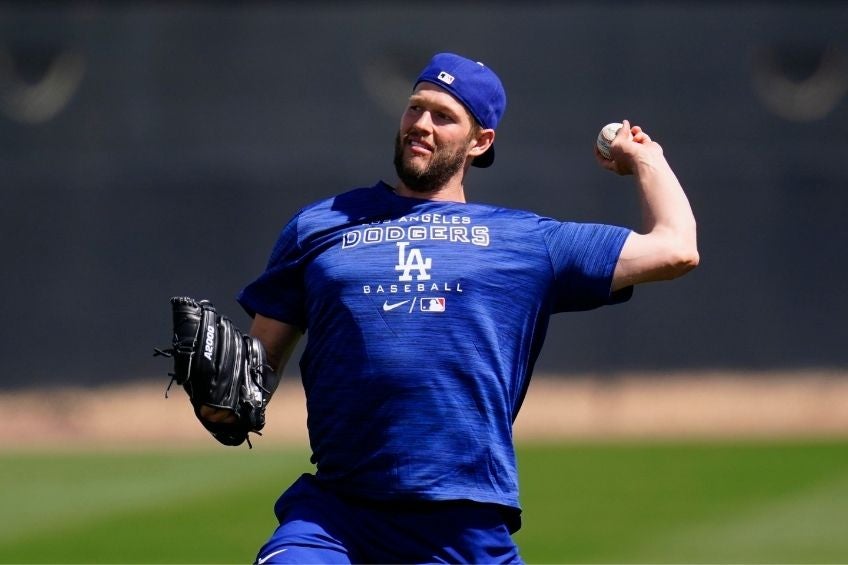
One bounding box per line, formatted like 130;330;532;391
155;296;280;447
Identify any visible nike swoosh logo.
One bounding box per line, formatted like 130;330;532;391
257;548;288;564
383;300;410;311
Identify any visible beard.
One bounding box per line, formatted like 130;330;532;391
393;132;468;194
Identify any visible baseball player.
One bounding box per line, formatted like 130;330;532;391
205;52;697;563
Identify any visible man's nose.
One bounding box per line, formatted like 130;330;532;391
410;110;433;131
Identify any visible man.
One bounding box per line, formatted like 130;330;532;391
232;52;698;563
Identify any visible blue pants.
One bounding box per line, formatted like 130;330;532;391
254;474;523;564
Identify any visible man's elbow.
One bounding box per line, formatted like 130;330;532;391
667;242;699;278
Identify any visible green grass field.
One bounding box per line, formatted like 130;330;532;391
2;441;848;563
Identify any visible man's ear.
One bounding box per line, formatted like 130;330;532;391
468;129;495;158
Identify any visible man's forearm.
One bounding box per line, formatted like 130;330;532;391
633;155;697;249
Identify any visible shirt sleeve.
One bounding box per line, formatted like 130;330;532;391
237;214;308;329
542;219;633;312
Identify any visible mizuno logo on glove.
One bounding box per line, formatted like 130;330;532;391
203;322;216;360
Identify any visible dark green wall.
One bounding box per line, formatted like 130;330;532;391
2;3;846;386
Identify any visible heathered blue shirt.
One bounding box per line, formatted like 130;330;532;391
238;181;631;512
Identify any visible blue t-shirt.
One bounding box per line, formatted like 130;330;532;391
238;181;632;511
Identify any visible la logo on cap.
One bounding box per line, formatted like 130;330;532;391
437;71;455;85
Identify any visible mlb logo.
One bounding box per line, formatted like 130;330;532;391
420;297;446;312
437;71;455;85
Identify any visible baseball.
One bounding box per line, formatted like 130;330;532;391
596;122;623;160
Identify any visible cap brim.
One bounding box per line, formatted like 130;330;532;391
472;144;495;168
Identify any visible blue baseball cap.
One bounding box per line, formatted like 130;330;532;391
414;52;506;168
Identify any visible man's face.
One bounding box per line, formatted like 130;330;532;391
393;83;477;193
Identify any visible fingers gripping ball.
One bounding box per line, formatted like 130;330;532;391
596;122;623;160
154;296;280;447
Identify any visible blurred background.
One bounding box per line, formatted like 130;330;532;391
1;1;846;387
2;2;848;563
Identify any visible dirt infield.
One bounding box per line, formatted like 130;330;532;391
2;370;847;448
